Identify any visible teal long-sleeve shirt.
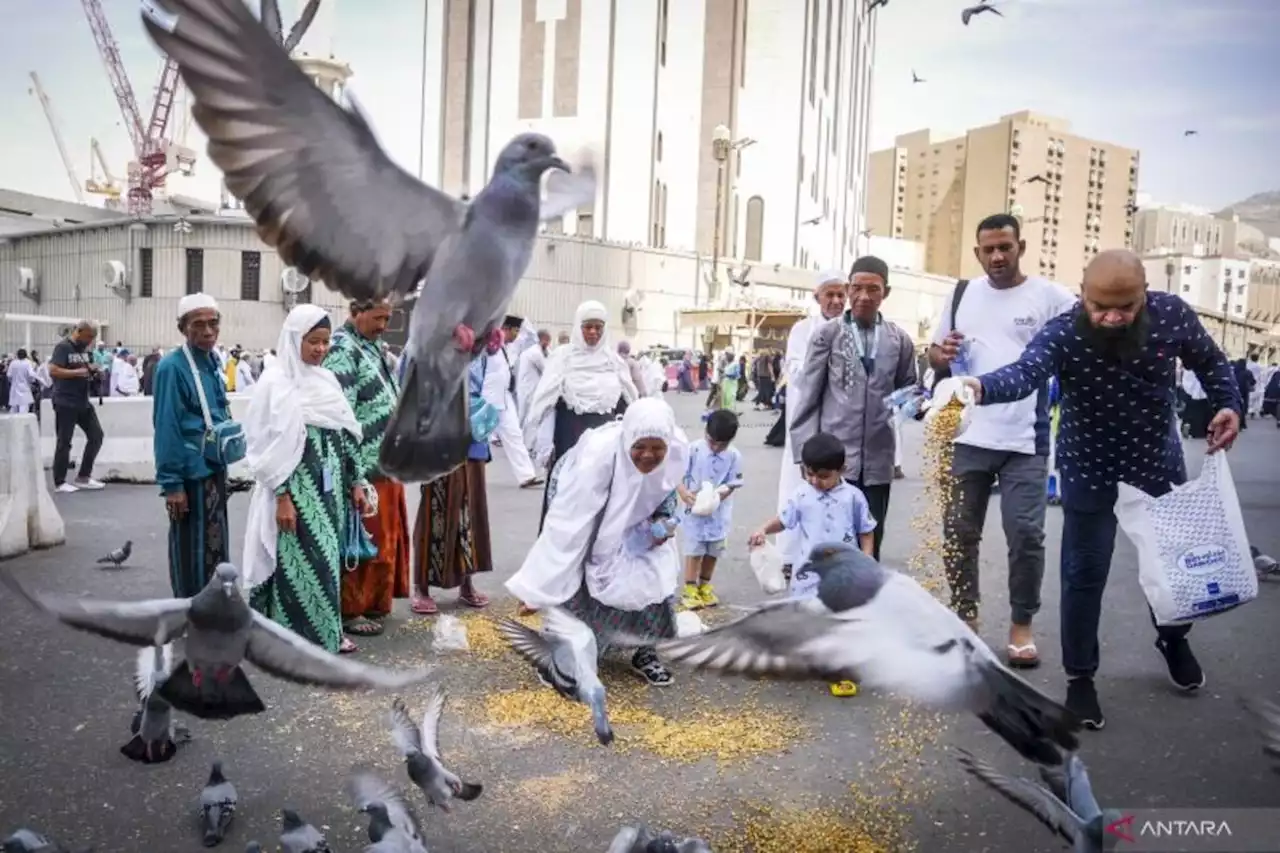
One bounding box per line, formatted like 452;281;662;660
152;346;231;495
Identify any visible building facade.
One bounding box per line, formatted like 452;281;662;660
418;0;878;281
867;111;1139;286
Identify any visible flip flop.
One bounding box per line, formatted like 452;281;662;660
343;617;384;636
1007;643;1040;669
411;595;439;616
339;637;359;655
458;590;490;609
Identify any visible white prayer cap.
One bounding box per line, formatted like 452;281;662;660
177;293;219;319
814;268;846;289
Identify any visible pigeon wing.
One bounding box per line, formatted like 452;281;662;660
259;0;283;44
956;749;1080;844
1;572;191;647
135;644;175;700
605;826;640;853
496;617;557;671
1040;754;1102;822
538;153;598;222
141;0;464;301
1243;697;1280;765
282;0;321;53
388;698;423;756
419;686;446;760
245;612;433;689
347;772;424;842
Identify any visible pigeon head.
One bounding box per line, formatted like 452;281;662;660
494;133;570;181
280;809;304;831
360;800;393;825
214;563;240;596
805;541;867;573
208;760;226;784
806;541;888;612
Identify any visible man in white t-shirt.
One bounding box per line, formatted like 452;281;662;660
929;213;1077;669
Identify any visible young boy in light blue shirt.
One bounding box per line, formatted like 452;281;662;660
677;409;744;610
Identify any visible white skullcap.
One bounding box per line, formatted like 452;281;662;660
814;269;846;288
177;293;219;319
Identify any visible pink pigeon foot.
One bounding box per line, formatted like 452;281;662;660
191;669;203;689
213;666;234;685
452;324;476;352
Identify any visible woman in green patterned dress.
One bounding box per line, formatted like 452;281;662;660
242;304;368;654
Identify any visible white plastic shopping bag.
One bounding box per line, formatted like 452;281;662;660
432;614;470;652
675;610;706;637
923;377;975;437
1115;452;1257;626
691;481;721;517
749;541;788;594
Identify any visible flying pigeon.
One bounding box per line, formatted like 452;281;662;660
279;809;331;853
1024;175;1051;186
96;540;132;567
388;690;483;811
122;643;191;763
258;0;322;54
607;825;714;853
346;772;429;852
1242;697;1280;774
643;543;1080;765
868;0;889;9
200;761;237;848
1;829;80;853
912;70;925;84
957;748;1119;852
961;1;1003;25
1;563;433;721
140;0;597;484
497;606;615;746
1184;129;1198;136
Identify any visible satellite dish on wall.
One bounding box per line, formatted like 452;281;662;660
102;260;127;288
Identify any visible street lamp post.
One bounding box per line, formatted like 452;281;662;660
707;124;755;306
1164;259;1175;294
1221;278;1231;352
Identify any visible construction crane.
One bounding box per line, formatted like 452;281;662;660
86;137;123;206
80;0;193;217
28;72;87;205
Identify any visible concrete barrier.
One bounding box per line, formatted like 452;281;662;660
1;413;66;558
38;394;255;484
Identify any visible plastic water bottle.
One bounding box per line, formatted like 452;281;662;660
884;387;927;422
951;339;973;377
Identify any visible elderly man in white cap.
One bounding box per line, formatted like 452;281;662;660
152;293;236;598
773;269;849;575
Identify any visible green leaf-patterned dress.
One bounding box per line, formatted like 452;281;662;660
249;424;356;653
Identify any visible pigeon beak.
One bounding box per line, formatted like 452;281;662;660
547;156;571;173
221;581;235;595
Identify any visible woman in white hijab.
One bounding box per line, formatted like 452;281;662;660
242;304;367;655
507;398;688;686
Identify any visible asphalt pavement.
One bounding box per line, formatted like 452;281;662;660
1;393;1277;853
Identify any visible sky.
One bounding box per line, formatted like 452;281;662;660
1;0;1277;214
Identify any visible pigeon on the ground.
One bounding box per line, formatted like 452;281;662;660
2;829;77;853
1242;697;1280;774
244;845;262;853
497;606;615;746
644;543;1080;765
388;690;482;811
346;772;428;852
1;563;433;721
122;643;191;763
607;825;713;853
279;809;331;853
140;0;597;484
200;761;237;847
961;1;1003;25
957;748;1118;852
96;540;132;567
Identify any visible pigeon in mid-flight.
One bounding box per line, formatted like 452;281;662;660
279;809;331;853
498;606;615;746
140;0;597;484
607;825;714;853
912;70;925;84
122;643;191;764
200;761;238;848
644;543;1080;765
96;540;132;567
388;690;483;811
957;748;1118;852
347;772;429;853
1;563;433;721
961;1;1003;25
1184;129;1199;136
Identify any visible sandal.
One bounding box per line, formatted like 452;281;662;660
339;637;358;655
411;595;439;616
1007;643;1041;669
458;589;490;609
343;617;384;637
631;648;674;687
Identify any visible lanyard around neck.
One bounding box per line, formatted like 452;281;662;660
846;313;881;361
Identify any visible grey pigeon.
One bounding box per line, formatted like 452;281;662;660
608;825;713;853
1;563;433;721
497;606;615;745
1242;697;1280;774
1184;129;1199;136
911;70;925;84
645;543;1080;765
346;772;429;852
961;0;1003;25
279;809;331;853
139;0;596;484
388;690;482;810
96;540;131;567
200;761;237;847
244;845;262;853
122;643;191;764
2;829;72;853
957;748;1120;852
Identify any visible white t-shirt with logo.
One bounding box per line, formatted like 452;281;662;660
931;275;1077;455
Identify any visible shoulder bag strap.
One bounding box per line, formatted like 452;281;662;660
182;344;215;432
950;279;970;331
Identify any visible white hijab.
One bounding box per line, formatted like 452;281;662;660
241;304;361;589
506;398;688;608
523;301;637;439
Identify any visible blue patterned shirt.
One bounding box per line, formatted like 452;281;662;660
977;292;1240;510
779;481;877;561
681;439;744;543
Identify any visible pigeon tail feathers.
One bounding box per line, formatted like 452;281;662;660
379;357;470;484
454;781;484;801
119;733;178;764
974;660;1080;765
159;661;266;721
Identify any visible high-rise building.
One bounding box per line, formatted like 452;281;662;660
417;0;879;282
867;111;1140;285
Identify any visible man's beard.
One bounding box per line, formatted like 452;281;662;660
1075;306;1151;361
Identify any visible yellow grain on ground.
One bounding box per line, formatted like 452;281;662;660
455;609;542;660
716;801;912;853
637;706;802;764
510;768;597;815
484;687;662;742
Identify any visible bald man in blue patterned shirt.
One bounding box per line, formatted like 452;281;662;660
961;249;1240;731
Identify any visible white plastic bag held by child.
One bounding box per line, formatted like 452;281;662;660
691;481;721;517
1116;452;1257;626
749;541;788;594
432;614;470;651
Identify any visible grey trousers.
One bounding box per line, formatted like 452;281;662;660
943;443;1048;625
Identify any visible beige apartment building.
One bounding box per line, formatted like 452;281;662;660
1132;207;1272;257
867;110;1139;285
